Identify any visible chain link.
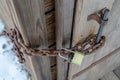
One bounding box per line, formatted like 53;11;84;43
4;28;105;63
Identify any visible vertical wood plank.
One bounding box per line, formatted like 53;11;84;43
72;0;114;46
0;0;14;29
44;0;55;13
100;72;119;80
45;11;55;46
73;47;120;80
85;0;120;79
55;0;75;80
68;0;115;80
86;49;120;80
1;0;52;80
113;66;120;79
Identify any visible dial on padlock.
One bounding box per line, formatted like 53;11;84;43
59;48;84;65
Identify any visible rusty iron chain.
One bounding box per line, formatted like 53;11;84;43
4;27;105;63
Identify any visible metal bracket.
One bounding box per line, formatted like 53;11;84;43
87;7;109;44
87;7;109;26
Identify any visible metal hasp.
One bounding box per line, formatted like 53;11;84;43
87;7;109;44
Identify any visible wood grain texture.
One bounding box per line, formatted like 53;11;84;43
100;72;119;80
113;66;120;79
68;0;116;80
85;49;120;80
0;1;35;79
1;0;52;80
73;47;120;80
68;0;120;80
44;0;55;13
45;11;55;46
85;0;120;80
0;0;14;29
45;11;56;80
55;0;75;80
0;0;34;79
11;0;48;47
51;64;57;80
72;0;115;46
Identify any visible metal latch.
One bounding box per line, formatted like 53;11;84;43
88;7;109;43
59;7;109;65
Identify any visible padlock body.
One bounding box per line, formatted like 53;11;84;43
72;52;84;65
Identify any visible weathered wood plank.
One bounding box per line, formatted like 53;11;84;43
85;0;120;80
1;0;52;80
100;72;119;80
74;47;120;80
113;66;120;79
11;0;48;47
0;1;33;80
45;11;55;46
0;0;14;29
68;0;115;80
51;64;57;80
72;0;114;46
86;49;120;80
44;0;55;13
55;0;75;80
45;11;56;80
0;1;34;80
69;0;120;79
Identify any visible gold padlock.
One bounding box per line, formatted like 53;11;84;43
59;48;84;65
72;52;84;65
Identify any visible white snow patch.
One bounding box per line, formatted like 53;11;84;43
0;19;30;80
0;20;5;34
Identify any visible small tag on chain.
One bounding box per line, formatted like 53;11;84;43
72;52;84;65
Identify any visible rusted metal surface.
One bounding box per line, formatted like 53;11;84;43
88;7;109;44
87;7;109;26
3;27;105;63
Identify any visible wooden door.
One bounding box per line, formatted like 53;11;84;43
68;0;120;80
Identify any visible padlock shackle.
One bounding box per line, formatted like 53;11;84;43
58;48;75;61
61;48;75;54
